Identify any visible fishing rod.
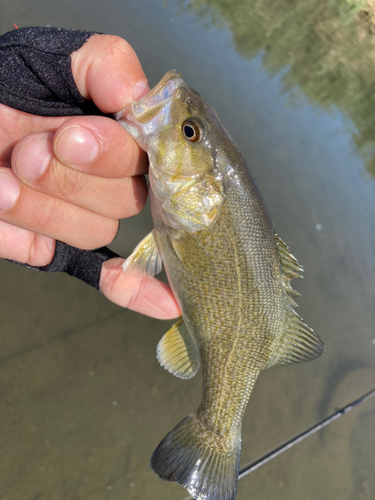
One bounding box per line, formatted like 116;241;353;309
182;387;375;499
239;387;375;479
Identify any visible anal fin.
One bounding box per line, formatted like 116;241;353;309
157;318;200;379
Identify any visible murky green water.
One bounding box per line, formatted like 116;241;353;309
1;1;374;499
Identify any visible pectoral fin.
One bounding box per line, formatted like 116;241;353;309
157;318;200;379
169;230;213;268
265;309;325;368
122;230;162;277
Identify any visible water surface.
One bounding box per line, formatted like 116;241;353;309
0;1;374;499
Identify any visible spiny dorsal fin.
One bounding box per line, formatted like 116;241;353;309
275;235;304;280
122;230;162;277
276;234;303;307
157;318;200;379
264;234;325;369
265;308;325;368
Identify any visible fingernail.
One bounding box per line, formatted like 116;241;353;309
0;169;20;211
54;126;99;166
132;80;150;101
15;134;52;183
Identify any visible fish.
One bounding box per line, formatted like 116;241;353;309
116;70;324;500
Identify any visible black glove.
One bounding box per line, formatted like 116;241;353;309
0;26;120;290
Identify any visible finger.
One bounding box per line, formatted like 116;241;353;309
53;115;148;177
1;33;150;160
0;219;54;266
71;34;150;113
12;131;147;219
0;103;68;161
0;159;10;169
0;168;119;249
100;258;181;320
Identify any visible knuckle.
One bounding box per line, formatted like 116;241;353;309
51;163;87;201
101;262;145;310
126;280;144;310
28;234;54;267
99;261;121;297
32;196;62;232
117;180;147;218
64;174;87;200
96;218;119;246
100;35;134;61
123;138;139;166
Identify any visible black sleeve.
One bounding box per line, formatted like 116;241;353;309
7;241;120;290
0;26;106;116
0;26;121;290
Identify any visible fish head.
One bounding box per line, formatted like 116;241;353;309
117;70;229;232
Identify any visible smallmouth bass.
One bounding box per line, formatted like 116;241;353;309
117;70;324;500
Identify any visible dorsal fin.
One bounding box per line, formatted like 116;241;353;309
265;308;325;368
275;235;304;279
264;234;325;368
275;234;304;304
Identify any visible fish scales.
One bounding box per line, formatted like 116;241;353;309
156;149;281;428
117;70;324;500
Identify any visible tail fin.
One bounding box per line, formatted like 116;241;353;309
150;414;241;500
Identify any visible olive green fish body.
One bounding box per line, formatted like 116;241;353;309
151;148;282;431
117;70;324;500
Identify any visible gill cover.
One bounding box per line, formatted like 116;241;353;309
116;70;226;233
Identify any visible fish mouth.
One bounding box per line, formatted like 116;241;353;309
115;70;184;151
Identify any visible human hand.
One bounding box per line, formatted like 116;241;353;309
0;33;180;320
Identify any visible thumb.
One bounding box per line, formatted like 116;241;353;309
71;34;150;113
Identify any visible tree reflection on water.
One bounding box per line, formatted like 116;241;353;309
180;0;375;178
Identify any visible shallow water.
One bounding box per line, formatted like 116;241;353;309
1;1;375;499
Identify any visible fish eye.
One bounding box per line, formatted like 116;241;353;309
182;120;202;143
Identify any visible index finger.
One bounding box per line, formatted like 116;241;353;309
0;103;68;161
100;258;181;320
